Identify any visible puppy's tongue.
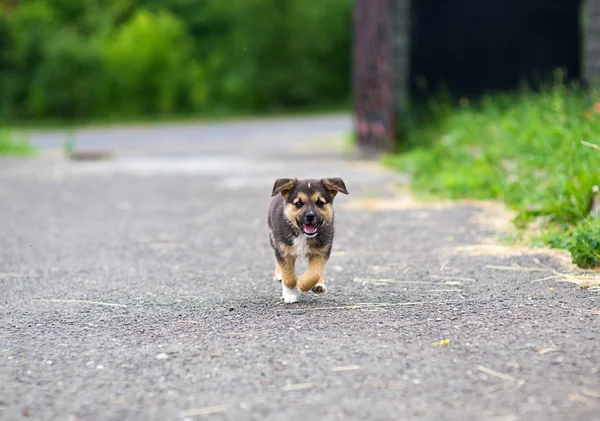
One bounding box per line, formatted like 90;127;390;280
303;224;317;234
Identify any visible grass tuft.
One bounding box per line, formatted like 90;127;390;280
565;218;600;269
0;128;34;156
385;77;600;268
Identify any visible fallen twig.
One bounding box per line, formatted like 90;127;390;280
32;299;126;308
581;140;600;152
275;299;466;312
282;383;314;391
536;347;560;355
568;393;595;406
485;265;548;272
180;405;228;417
332;365;362;372
582;388;600;398
531;257;599;288
0;273;28;279
145;242;187;250
353;277;435;285
530;275;562;283
430;275;477;282
477;365;517;382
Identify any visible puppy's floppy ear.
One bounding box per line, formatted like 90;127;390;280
322;178;349;197
271;178;297;198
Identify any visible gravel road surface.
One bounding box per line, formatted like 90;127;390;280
1;115;598;421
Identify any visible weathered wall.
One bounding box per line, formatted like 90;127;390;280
409;0;581;99
584;0;600;86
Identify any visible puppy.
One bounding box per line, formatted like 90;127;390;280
268;178;348;303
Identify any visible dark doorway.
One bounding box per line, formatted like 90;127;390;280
409;0;582;99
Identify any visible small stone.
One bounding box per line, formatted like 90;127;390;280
156;353;169;360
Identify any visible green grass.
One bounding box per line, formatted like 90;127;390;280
384;78;600;268
0;128;34;156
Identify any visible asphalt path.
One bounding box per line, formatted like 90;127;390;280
1;115;598;421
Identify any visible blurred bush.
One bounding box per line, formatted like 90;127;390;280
101;9;201;116
0;0;352;121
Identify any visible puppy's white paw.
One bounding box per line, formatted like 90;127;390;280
311;284;327;294
282;284;300;304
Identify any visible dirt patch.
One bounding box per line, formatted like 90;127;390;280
342;194;514;232
342;193;600;291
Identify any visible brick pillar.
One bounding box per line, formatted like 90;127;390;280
353;0;396;155
584;0;600;86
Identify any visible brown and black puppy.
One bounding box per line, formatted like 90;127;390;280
268;178;348;303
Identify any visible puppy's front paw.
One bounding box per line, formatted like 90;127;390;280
311;284;327;294
282;284;300;304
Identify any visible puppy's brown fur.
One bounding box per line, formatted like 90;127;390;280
268;178;348;303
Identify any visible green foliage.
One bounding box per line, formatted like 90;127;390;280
385;79;600;267
565;218;600;268
203;0;352;111
0;128;34;156
0;0;352;121
101;9;202;116
1;1;58;118
28;28;104;118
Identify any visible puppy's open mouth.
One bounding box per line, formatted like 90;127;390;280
299;222;321;237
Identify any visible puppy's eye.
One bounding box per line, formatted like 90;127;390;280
294;201;303;209
316;200;326;208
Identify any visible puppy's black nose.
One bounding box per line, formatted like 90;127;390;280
305;211;316;223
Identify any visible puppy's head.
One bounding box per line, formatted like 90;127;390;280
271;178;348;238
